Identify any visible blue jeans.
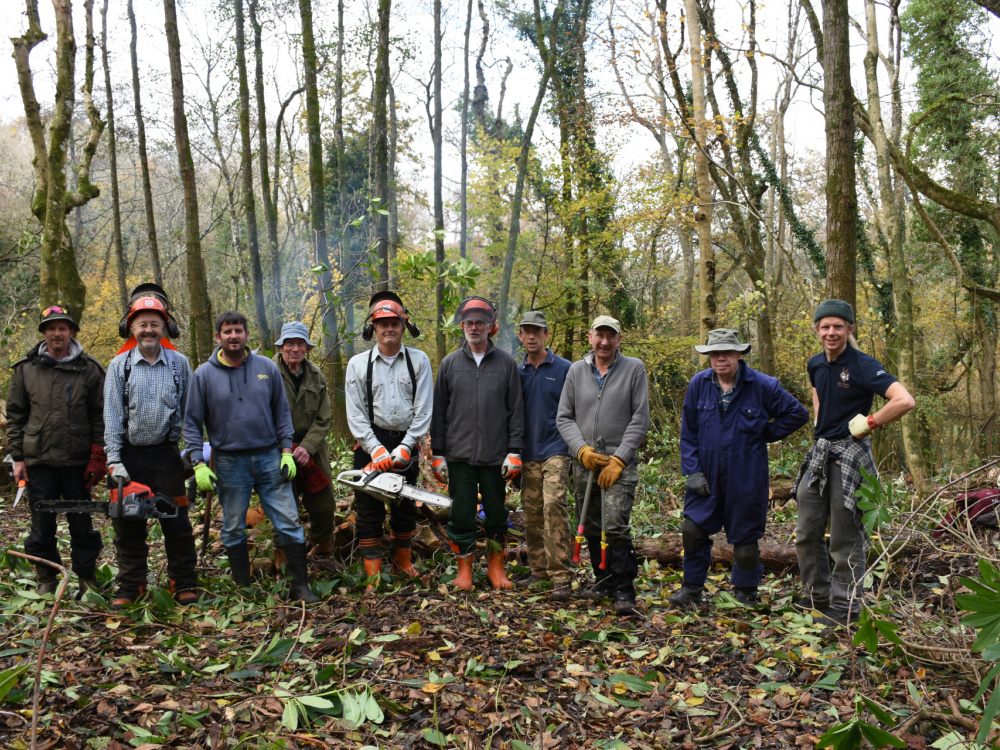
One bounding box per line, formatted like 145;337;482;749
214;447;305;547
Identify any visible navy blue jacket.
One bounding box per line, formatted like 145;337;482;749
519;348;571;462
680;361;808;512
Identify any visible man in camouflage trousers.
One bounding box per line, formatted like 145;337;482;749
516;311;573;601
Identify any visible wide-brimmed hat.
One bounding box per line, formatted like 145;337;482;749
274;321;315;348
694;328;751;354
38;305;79;333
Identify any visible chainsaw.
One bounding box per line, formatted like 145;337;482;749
336;470;452;510
33;479;179;520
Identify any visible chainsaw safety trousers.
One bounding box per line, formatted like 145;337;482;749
225;541;252;587
445;462;508;554
24;465;103;580
610;538;639;598
112;441;196;599
680;517;713;588
284;542;320;603
353;426;419;543
733;541;763;589
583;536;614;598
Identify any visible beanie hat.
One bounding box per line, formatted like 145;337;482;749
813;299;854;325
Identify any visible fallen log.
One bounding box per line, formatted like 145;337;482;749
635;535;798;571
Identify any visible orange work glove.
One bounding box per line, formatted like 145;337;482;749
598;456;626;489
578;445;611;473
364;445;393;474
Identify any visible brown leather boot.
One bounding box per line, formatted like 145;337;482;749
362;557;382;592
169;578;199;606
450;541;474;591
486;542;513;590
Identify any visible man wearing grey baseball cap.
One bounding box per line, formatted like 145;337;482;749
671;329;808;609
557;315;650;616
793;300;914;626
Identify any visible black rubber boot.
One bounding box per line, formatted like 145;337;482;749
225;542;253;587
583;537;614;599
284;542;320;604
36;566;58;595
668;583;705;607
733;587;759;606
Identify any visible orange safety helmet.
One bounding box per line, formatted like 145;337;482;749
455;296;498;337
127;296;168;325
363;291;421;340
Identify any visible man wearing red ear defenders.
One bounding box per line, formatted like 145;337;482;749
431;296;524;592
345;291;432;590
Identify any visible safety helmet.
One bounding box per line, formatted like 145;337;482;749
127;296;168;325
363;291;421;340
455;296;498;337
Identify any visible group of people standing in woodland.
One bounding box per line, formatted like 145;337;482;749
6;285;913;626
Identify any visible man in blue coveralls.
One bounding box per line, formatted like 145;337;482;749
671;329;809;607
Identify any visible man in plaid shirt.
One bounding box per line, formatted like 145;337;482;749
104;296;198;608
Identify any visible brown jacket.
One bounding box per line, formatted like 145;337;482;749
273;354;333;477
7;340;106;466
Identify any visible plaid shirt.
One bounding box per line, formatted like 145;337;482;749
793;435;877;512
104;346;191;464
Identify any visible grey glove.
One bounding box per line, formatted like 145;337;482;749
686;472;711;497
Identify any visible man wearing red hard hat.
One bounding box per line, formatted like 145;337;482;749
103;294;199;608
345;291;432;590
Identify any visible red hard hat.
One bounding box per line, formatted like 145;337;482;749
456;297;495;324
127;296;168;324
370;299;406;323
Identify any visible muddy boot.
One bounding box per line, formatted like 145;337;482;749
450;541;474;591
111;584;147;610
284;542;320;603
363;556;383;592
668;583;704;607
732;587;759;606
77;577;103;601
309;539;334;558
486;540;513;590
36;566;58;596
225;542;253;587
169;578;200;606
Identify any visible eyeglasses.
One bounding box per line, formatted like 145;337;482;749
42;306;68;316
462;320;488;329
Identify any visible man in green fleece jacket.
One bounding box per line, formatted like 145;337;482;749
557;315;651;616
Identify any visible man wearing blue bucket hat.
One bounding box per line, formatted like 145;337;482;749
271;321;336;571
671;328;808;608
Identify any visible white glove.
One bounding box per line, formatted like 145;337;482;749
108;463;130;483
390;444;413;470
501;453;522;480
849;414;875;439
431;455;448;484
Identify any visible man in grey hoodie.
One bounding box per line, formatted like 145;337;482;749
182;311;318;603
557;315;651;616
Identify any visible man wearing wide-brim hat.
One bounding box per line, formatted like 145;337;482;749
792;300;914;626
271;321;337;571
670;328;808;608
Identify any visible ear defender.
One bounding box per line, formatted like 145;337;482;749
363;292;418;340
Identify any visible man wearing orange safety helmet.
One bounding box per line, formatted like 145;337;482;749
345;291;432;590
431;296;524;592
104;295;198;608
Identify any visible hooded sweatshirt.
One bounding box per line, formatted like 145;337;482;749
182;347;294;465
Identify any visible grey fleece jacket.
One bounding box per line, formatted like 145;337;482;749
557;350;651;483
182;347;294;464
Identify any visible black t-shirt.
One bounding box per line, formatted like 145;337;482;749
808;346;897;440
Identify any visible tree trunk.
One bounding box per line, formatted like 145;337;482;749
249;0;282;338
298;0;348;437
822;0;858;308
101;0;128;311
433;0;446;362
685;0;715;346
372;0;392;289
235;0;269;347
164;0;213;363
127;0;163;287
460;0;473;268
334;0;353;358
861;0;928;490
497;0;566;339
635;536;797;571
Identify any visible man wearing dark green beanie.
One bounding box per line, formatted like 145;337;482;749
792;300;914;626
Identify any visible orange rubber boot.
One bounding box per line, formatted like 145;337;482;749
450;541;474;591
486;547;513;590
362;557;382;592
392;547;419;577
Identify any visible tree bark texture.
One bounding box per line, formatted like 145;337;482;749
373;0;392;289
432;0;446;363
235;0;270;346
460;0;473;266
822;0;858;309
685;0;715;346
164;0;213;362
127;0;163;287
101;0;128;311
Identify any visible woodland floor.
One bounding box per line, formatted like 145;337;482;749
0;488;995;750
